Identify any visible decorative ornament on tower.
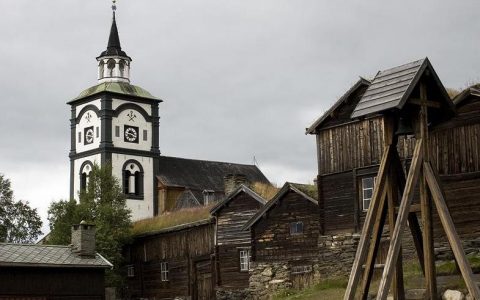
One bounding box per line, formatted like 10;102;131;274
97;0;132;84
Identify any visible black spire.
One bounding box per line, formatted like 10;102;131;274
98;11;130;59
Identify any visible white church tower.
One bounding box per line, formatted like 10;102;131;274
68;4;161;220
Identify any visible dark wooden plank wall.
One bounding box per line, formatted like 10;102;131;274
126;223;214;299
253;191;319;262
215;193;264;289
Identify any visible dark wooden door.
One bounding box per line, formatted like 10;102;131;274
194;259;214;300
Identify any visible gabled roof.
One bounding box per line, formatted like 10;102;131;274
69;82;161;103
351;58;454;118
157;156;270;192
306;77;371;134
242;182;318;230
453;85;480;106
0;243;112;269
210;184;266;215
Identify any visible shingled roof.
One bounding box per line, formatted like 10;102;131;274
157;156;270;192
351;58;453;119
210;184;266;215
0;243;112;268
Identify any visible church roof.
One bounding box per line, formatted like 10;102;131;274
98;12;130;59
69;82;161;103
157;156;270;192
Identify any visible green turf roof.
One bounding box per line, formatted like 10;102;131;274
70;82;160;102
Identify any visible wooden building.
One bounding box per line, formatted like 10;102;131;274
157;156;270;214
243;182;319;288
210;185;266;291
124;218;215;300
307;58;480;243
0;223;112;300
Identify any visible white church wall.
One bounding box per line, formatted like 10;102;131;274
112;99;151;115
111;153;154;221
73;154;101;200
76;109;101;153
75;99;101;118
111;107;151;152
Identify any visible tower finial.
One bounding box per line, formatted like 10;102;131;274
112;0;117;13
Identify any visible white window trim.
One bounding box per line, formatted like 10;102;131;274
160;262;169;281
290;221;304;235
239;249;251;272
362;176;377;211
127;265;135;277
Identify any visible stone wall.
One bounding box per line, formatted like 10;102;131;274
248;261;320;300
216;288;252;300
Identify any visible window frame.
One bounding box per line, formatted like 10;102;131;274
239;249;251;272
290;221;304;235
160;261;169;281
361;176;377;211
126;265;135;278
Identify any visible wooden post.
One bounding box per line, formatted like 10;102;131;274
360;184;388;299
424;162;480;299
376;139;423;300
419;83;437;299
387;164;405;300
343;116;395;300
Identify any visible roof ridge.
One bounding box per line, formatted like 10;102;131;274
159;155;257;167
0;243;70;248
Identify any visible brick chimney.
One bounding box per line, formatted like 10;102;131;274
224;174;249;196
71;220;96;257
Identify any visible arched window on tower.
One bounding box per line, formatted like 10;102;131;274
107;59;116;77
119;60;126;78
99;61;105;79
79;162;93;192
122;161;144;199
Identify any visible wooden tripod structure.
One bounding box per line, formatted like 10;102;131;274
344;59;480;300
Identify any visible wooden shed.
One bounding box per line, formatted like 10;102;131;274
124;218;215;300
210;185;266;291
243;182;319;287
307;58;480;243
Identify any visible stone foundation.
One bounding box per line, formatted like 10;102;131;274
216;288;252;300
248;261;320;300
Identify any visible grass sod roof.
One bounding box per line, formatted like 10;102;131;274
69;82;161;103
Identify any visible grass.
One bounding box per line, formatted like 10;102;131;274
252;182;280;201
273;278;347;300
130;205;214;236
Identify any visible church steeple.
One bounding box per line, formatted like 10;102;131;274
96;2;131;84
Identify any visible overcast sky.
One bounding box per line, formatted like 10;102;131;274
1;0;480;233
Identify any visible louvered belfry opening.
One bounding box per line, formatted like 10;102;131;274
344;58;480;300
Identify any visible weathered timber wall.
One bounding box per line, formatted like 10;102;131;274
215;193;264;290
125;222;214;300
253;191;319;262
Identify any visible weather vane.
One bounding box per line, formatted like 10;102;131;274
112;0;117;12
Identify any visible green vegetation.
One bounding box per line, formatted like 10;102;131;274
273;278;347;300
0;173;42;243
47;163;132;287
131;205;213;236
252;182;279;201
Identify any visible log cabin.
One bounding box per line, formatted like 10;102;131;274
210;184;266;297
307;58;480;255
0;223;112;300
243;182;319;291
124;217;215;300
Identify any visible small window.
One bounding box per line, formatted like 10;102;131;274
160;262;169;281
291;265;313;275
78;132;81;143
202;190;215;205
362;176;377;211
290;222;304;235
143;129;148;141
239;249;251;271
127;265;134;277
96;127;99;138
115;126;120;137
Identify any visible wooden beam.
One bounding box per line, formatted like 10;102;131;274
376;139;423;300
343;145;394;300
360;185;388;300
424;162;480;299
387;166;405;300
409;98;441;108
395;204;420;213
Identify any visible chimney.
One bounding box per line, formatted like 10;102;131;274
71;220;96;257
224;174;249;196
